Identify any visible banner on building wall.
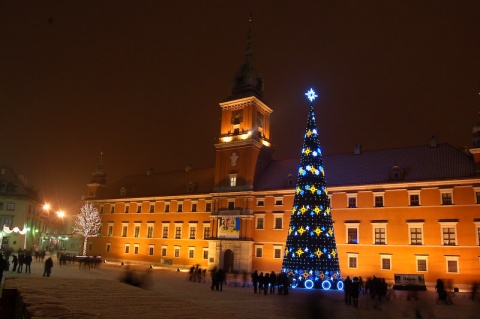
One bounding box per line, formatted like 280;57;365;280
393;274;426;291
217;217;240;239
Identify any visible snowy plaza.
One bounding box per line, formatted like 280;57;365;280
1;256;479;319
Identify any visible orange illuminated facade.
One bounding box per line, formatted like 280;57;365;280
84;29;480;289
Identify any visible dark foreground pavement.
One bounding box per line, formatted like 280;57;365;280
1;257;479;318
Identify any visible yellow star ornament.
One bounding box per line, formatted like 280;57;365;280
304;148;312;156
313;206;321;215
331;249;337;258
297;226;306;235
309;185;317;194
296;248;304;257
314;248;323;258
288;227;293;235
299;205;307;214
314;227;323;236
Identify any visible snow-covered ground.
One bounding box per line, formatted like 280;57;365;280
1;256;479;319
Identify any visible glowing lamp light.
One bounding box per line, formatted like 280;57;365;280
322;280;332;290
43;204;51;211
261;139;270;147
304;279;314;289
221;136;233;143
337;281;344;290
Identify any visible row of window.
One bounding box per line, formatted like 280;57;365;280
103;243;209;260
345;221;480;246
101;202;212;214
347;254;461;274
0;202;15;211
107;223;211;240
346;190;480;208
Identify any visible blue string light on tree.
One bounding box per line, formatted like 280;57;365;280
282;88;342;290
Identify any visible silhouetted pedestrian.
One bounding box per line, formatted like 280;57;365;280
43;257;53;277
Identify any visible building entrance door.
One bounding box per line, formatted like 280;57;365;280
223;249;234;272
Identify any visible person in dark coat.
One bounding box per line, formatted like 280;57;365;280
43;257;54;277
343;276;352;305
251;270;259;293
210;267;218;291
263;273;270;295
11;255;18;272
350;277;360;308
435;279;446;304
0;254;7;283
25;254;33;273
216;268;225;291
269;271;277;294
17;253;24;273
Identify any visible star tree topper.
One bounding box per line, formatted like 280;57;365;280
305;88;318;102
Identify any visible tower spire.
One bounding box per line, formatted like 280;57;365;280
227;15;264;101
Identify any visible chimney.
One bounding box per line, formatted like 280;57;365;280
430;135;438;148
354;144;362;155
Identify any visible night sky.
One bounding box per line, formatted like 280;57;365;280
1;1;480;216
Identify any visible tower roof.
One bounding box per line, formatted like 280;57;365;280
226;17;264;101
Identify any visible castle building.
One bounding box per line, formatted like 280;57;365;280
85;29;480;289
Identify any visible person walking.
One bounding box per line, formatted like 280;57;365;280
343;276;352;305
216;268;225;291
25;254;33;274
251;270;259;293
11;255;18;272
435;279;446;304
43;257;54;277
351;277;360;308
210;267;218;291
0;254;8;283
17;252;24;273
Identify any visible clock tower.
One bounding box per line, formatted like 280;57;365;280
213;22;274;193
209;21;274;273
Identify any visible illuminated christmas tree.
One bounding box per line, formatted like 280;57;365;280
73;202;102;256
282;89;342;290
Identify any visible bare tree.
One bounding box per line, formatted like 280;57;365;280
73;202;102;256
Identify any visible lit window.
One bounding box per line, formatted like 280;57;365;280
256;216;265;229
380;255;392;270
415;256;428;272
175;226;182;239
203;224;210;239
445;256;459;273
439;221;457;246
274;197;283;206
161;246;167;257
347;253;358;269
230;174;237;187
374;227;386;244
188;247;195;259
189;226;196;239
407;222;424;245
347;195;357;208
255;245;263;258
147;225;154;238
174;246;180;258
274;216;283;229
134;225;140;238
6;203;15;211
374;196;383;207
122;225;128;237
346;223;360;244
162;225;169;239
125;244;130;254
274;246;282;259
441;191;453;205
410;194;420;206
108;224;114;237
